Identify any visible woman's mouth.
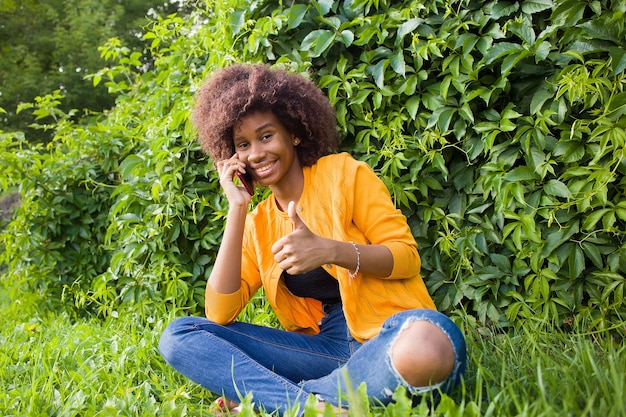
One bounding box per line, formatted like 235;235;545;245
254;162;274;177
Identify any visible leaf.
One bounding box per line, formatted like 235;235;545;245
568;245;586;279
15;103;35;114
489;2;519;19
432;153;449;179
490;253;512;272
371;59;388;89
501;49;531;76
551;0;585;26
120;155;144;180
541;222;579;257
568;40;606;55
579;20;621;43
520;214;542;243
340;30;354;47
535;41;551;61
530;87;553;114
522;0;553;14
609;47;626;76
300;29;335;57
553;140;585;163
459;103;474;123
118;213;141;223
509;21;535;44
543;179;570;198
503;166;539;182
230;10;246;35
439;75;452;100
92;74;102;87
437;107;456;132
582;208;611;231
286;4;309;30
617;201;626;221
397;18;420;44
484;42;525;65
390;51;405;77
315;0;333;16
606;92;626;115
405;96;420;120
581;242;603;269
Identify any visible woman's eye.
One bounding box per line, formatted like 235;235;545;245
261;133;273;141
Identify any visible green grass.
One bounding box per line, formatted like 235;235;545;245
1;281;624;417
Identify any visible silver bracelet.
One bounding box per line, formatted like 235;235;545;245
348;241;360;279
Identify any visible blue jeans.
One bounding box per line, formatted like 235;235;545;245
159;304;466;415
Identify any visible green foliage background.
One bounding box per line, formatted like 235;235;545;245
1;0;625;330
0;0;195;142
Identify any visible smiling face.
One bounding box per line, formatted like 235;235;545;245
233;110;303;197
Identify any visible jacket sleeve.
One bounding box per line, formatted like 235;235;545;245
350;159;421;279
204;216;262;323
205;285;246;324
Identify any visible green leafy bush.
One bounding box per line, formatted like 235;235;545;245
1;0;624;329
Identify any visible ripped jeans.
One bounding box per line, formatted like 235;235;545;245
159;304;466;415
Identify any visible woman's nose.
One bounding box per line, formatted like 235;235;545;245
247;143;265;163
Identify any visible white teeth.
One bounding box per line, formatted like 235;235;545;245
255;163;273;174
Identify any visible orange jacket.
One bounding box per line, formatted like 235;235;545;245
205;153;436;342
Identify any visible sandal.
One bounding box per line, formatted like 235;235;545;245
210;397;242;416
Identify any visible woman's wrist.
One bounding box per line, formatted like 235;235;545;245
326;240;360;273
347;241;360;279
328;241;394;278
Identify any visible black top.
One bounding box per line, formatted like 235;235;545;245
283;266;341;305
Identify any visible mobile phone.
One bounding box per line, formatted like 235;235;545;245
236;170;255;195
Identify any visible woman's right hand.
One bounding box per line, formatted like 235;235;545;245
215;154;253;207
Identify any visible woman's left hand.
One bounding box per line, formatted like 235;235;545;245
271;201;328;275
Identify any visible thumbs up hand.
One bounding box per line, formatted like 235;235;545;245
271;201;326;274
288;200;307;232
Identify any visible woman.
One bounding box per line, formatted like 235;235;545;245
159;63;466;415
